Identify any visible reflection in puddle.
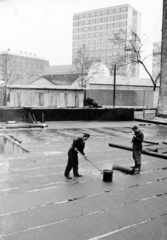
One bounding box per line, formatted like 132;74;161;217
0;136;28;155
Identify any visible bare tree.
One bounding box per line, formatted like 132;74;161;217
0;52;23;105
72;44;104;87
111;29;161;91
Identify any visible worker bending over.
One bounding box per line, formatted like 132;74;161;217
64;133;90;179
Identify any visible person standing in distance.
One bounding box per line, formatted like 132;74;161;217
64;133;90;179
131;125;144;174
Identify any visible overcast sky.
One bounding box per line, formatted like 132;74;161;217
0;0;163;70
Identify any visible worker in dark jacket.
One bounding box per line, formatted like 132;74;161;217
131;125;144;174
64;133;90;179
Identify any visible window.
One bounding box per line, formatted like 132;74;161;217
133;10;137;18
8;60;11;68
101;45;106;50
133;17;137;25
96;39;100;43
96;11;101;16
95;52;100;57
132;24;137;32
102;10;107;15
73;28;78;33
115;8;120;13
73;35;78;40
73;22;78;27
73;15;78;20
95;46;100;50
102;24;107;29
122;6;127;12
90;33;94;38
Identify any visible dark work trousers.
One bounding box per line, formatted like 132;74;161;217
64;148;79;176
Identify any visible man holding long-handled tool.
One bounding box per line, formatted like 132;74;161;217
64;133;90;179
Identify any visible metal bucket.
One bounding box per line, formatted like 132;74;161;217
103;169;113;182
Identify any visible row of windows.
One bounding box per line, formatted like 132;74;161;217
73;14;128;27
7;70;42;76
132;10;137;18
73;27;127;40
132;17;137;25
73;6;128;20
132;24;137;32
73;43;125;51
2;61;43;70
73;38;126;46
73;22;127;33
72;56;128;69
73;49;126;57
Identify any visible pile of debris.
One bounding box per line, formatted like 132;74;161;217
84;98;102;108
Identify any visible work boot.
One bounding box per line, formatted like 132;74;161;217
133;168;140;174
65;175;72;179
74;174;82;177
131;166;136;169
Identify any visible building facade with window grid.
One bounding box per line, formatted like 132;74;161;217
72;4;141;77
0;50;49;84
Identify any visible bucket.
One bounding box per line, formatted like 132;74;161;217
103;169;113;182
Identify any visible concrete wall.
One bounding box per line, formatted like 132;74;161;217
0;108;134;122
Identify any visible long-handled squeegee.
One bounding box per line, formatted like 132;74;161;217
76;149;102;172
76;149;113;182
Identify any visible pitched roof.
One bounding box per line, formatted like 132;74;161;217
44;74;80;85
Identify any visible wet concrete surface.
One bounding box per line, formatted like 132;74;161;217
0;121;167;239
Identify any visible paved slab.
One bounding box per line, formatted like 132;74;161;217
0;121;167;239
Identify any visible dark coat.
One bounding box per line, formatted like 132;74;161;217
69;137;85;156
132;130;144;151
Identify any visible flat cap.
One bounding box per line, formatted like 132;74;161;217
83;133;90;138
132;125;138;130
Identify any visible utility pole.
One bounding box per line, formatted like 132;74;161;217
113;64;116;108
157;0;167;117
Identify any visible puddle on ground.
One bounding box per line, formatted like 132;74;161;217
0;136;28;155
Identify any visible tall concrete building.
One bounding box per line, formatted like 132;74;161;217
72;4;141;77
0;49;49;84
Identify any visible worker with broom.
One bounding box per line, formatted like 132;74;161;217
131;125;144;174
64;133;90;179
